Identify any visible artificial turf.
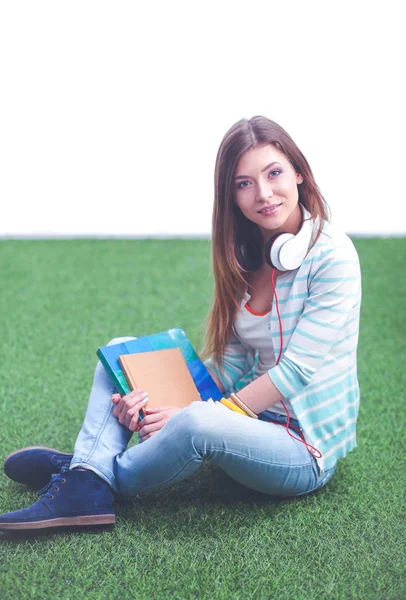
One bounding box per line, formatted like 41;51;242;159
0;238;404;600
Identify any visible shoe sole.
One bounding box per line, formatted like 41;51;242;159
0;514;116;531
4;446;73;462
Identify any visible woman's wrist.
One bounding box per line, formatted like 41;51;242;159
229;393;258;419
237;373;285;415
219;394;258;419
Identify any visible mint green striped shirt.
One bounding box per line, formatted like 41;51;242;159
205;222;361;472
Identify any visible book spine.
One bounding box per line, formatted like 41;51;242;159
96;348;128;396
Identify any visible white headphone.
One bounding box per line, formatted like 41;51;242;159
264;203;315;272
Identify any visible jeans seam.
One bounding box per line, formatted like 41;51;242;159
206;446;314;469
82;402;115;465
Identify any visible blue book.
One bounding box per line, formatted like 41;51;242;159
97;327;222;402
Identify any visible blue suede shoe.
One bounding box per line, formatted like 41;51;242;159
0;466;116;531
4;446;73;490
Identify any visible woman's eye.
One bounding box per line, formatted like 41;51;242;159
236;181;250;189
269;169;282;177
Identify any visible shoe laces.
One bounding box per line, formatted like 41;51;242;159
51;455;71;468
36;465;69;498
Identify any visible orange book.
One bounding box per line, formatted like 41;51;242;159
118;348;201;415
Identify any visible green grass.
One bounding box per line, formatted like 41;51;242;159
0;238;405;600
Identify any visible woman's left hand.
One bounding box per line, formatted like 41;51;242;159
137;406;182;442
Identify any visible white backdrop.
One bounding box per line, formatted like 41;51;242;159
1;0;404;238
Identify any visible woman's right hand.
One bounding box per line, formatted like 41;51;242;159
112;388;148;432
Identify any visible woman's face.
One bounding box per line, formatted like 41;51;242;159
233;143;303;237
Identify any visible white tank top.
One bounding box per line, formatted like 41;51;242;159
233;292;297;419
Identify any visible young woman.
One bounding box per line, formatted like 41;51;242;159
0;116;361;531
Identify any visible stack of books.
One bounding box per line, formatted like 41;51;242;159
97;327;222;415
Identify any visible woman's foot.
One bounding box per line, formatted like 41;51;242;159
4;447;73;490
0;466;115;531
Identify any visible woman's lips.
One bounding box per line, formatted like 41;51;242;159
258;204;281;215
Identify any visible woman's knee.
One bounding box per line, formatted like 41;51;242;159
95;337;137;379
169;401;222;438
106;336;137;347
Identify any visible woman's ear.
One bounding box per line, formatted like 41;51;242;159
296;173;304;185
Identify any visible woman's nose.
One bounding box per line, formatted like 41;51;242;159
256;180;273;201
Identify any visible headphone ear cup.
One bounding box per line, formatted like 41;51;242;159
264;233;294;270
264;234;281;269
238;239;263;271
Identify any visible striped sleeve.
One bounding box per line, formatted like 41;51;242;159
204;329;256;394
268;244;361;399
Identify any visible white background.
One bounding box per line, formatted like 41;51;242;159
1;0;404;238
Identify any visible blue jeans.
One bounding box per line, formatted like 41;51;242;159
71;337;336;497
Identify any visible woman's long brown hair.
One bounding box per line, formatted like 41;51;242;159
201;116;330;365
